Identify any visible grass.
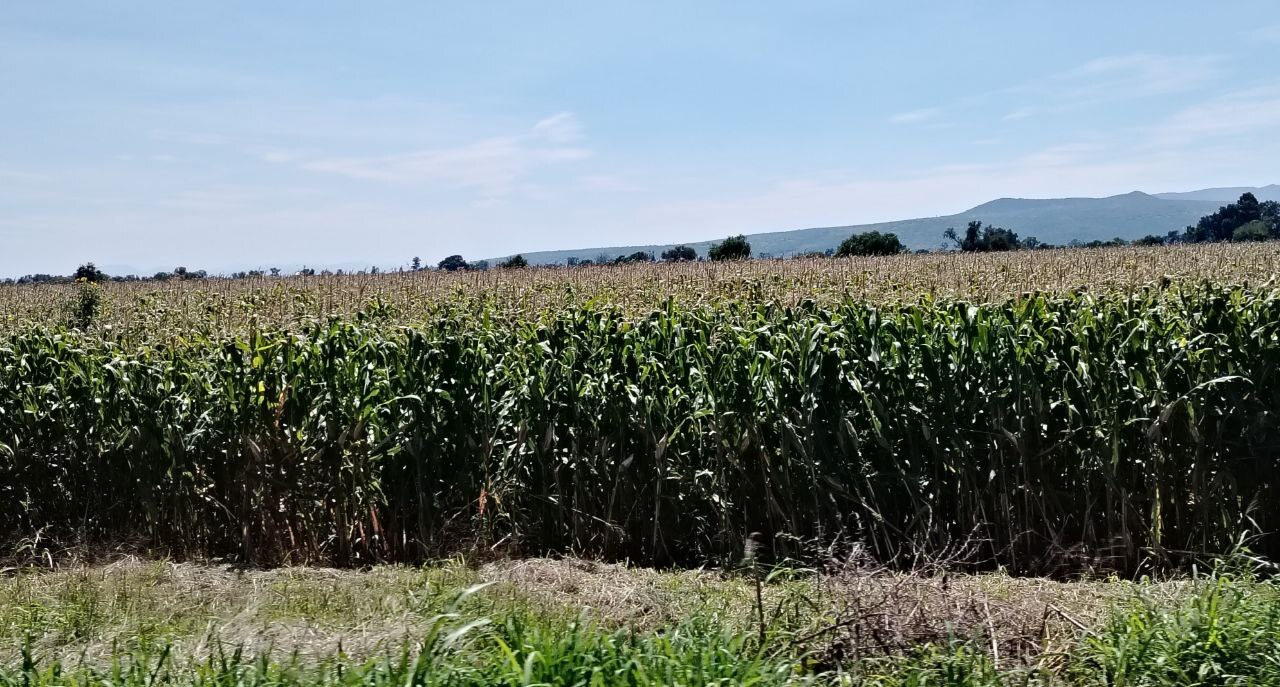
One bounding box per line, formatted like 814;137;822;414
3;557;1278;685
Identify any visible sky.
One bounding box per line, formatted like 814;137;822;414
3;2;1280;276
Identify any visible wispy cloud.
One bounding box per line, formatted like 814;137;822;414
291;113;591;192
888;107;943;124
577;174;647;192
1003;53;1221;120
149;130;235;146
1151;87;1280;144
1245;24;1280;43
889;53;1220;127
531;112;583;142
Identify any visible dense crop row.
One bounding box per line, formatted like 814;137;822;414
3;280;1278;573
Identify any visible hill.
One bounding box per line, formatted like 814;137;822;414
1154;185;1280;202
491;188;1278;266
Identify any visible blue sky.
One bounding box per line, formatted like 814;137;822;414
3;2;1279;276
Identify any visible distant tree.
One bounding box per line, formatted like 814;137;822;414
594;253;615;266
73;262;108;283
708;235;751;261
836;230;904;257
1183;193;1267;243
152;271;172;281
1078;237;1128;249
661;245;697;262
269;267;281;277
499;254;528;269
369;265;381;275
1023;236;1041;250
18;273;71;285
1263;200;1280;232
438;255;469;272
613;251;654;264
298;266;316;276
944;221;1021;252
411;256;422;271
1134;234;1165;247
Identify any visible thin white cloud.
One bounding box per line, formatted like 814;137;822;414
532;112;583;142
888;107;943;124
1004;53;1221;120
1151;87;1280;144
890;53;1220;126
292;113;592;192
149;130;234;146
578;174;647;192
1245;24;1280;43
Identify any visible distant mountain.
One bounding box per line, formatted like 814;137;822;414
1155;185;1280;203
492;188;1266;266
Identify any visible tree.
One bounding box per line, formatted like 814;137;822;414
298;266;316;276
1261;201;1280;237
411;256;422;271
437;255;469;271
1183;193;1265;243
613;251;654;264
499;254;528;269
836;230;904;257
1134;234;1166;247
708;235;751;261
661;245;697;262
944;221;1021;252
269;267;281;277
73;262;108;283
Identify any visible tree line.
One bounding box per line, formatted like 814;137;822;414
7;194;1276;285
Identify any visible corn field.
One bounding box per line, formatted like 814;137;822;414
4;243;1280;339
2;245;1280;573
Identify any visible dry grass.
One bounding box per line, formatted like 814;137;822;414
0;557;1184;670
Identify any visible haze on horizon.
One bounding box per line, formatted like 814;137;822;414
3;2;1279;276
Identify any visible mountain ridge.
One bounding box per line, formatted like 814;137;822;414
491;186;1275;266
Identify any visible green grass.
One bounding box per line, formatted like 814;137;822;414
4;558;1280;685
